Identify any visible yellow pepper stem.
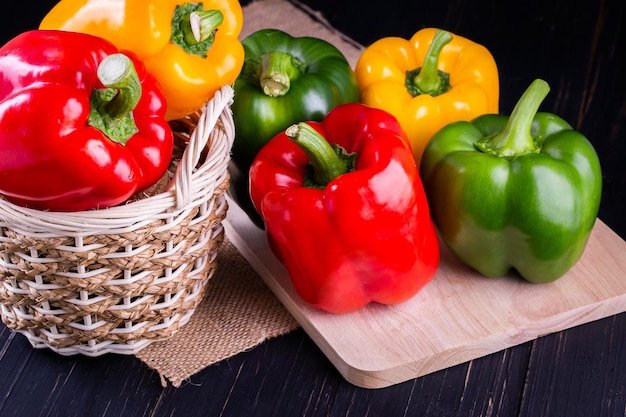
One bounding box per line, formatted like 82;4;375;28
89;53;141;145
171;3;224;58
474;79;549;158
406;30;453;97
260;51;307;97
182;9;224;44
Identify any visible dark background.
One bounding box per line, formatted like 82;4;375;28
1;1;625;416
298;0;626;241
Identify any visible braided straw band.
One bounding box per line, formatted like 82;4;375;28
0;85;235;356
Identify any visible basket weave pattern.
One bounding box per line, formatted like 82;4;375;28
0;85;235;356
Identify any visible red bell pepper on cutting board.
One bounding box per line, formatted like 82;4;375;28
249;103;440;313
0;30;173;211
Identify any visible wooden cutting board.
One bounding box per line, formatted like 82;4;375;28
231;1;626;389
223;195;626;389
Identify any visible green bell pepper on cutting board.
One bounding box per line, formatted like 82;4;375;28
419;79;602;283
231;28;360;170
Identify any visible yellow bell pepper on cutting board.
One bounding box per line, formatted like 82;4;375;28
355;27;499;165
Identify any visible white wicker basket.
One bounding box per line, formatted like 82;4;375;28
0;85;235;356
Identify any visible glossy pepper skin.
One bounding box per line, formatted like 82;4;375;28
0;30;173;212
355;28;499;166
40;0;244;121
231;28;360;170
249;103;440;313
420;79;602;283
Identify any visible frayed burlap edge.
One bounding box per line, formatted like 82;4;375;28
240;0;363;67
135;237;299;387
135;0;363;387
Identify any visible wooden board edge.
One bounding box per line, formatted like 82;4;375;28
333;295;626;389
222;194;626;389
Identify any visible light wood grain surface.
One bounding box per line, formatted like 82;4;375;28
225;195;626;388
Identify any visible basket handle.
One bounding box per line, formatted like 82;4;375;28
170;85;235;210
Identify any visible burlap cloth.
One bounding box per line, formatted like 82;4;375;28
135;0;363;387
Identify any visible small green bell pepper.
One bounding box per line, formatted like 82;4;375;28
231;28;360;170
420;79;602;283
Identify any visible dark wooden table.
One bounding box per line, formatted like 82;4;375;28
1;1;625;416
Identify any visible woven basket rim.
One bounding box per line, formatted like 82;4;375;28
0;85;235;236
1;84;235;356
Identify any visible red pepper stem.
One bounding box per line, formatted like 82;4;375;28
475;79;549;158
413;30;453;94
260;51;307;97
89;53;141;145
181;9;224;45
286;122;348;187
96;54;141;119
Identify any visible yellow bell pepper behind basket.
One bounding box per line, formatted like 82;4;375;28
355;27;499;166
40;0;245;121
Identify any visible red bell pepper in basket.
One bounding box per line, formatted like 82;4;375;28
0;30;173;211
249;103;440;313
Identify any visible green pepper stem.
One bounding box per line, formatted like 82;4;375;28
286;122;348;187
475;79;549;158
89;53;141;145
181;9;224;45
260;51;307;97
412;30;453;95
